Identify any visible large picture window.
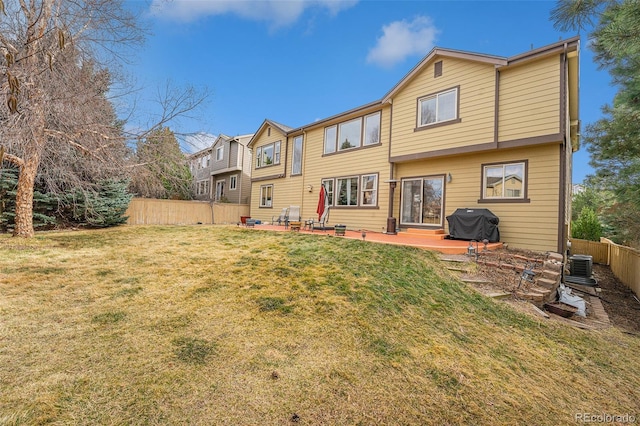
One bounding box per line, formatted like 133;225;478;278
260;184;273;207
418;88;458;127
337;177;359;206
323;111;381;154
292;135;303;175
256;141;281;168
483;162;525;200
338;118;361;151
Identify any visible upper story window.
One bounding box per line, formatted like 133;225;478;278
255;141;281;168
482;161;526;200
216;146;223;161
324;111;382;154
417;87;458;127
230;175;238;190
292;135;303;176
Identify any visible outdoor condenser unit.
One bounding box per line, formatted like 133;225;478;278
569;254;593;278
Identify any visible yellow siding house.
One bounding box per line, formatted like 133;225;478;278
248;37;580;253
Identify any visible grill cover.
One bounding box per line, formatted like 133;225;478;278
446;208;500;242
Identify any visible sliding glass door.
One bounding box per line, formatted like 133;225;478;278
400;176;444;227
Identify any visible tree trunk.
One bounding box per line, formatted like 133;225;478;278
13;155;40;238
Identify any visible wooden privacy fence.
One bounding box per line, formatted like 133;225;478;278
570;238;640;297
125;198;250;225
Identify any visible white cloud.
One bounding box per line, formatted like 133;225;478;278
150;0;358;28
366;16;439;68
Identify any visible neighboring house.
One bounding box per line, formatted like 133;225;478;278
188;133;254;204
247;37;580;253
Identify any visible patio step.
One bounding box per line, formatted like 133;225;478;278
398;228;447;240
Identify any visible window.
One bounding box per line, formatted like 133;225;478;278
338;118;361;151
274;141;281;164
483;162;525;200
364;112;381;146
337;177;359;206
324;126;337;154
418;88;457;127
197;180;209;196
260;185;273;207
230;175;238;190
256;141;281;168
361;174;377;206
292;136;303;175
206;155;211;167
324;111;382;154
216;147;223;161
321;179;334;206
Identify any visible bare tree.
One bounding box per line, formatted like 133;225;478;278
0;1;207;237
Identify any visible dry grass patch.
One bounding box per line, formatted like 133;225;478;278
0;225;639;425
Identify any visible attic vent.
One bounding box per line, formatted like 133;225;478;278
569;255;593;278
434;61;443;78
268;127;271;136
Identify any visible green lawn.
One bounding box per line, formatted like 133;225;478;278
1;226;638;425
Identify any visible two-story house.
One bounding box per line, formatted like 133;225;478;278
188;133;254;204
247;37;579;253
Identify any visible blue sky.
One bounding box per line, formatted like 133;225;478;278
126;0;616;184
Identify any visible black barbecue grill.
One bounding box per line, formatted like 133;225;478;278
446;208;500;242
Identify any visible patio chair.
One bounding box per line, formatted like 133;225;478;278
272;207;289;226
287;206;301;223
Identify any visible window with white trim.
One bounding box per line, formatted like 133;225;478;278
321;179;334;206
483;162;525;199
216;146;223;161
337;177;358;206
260;184;273;207
324;126;337;154
418;88;457;127
292;135;303;175
338;118;361;151
364;112;381;146
323;111;382;154
256;141;281;168
230;174;238;190
361;174;377;206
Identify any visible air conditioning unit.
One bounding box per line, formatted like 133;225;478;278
569;254;593;278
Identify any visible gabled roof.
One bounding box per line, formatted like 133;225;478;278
247;119;294;148
382;48;507;103
248;37;580;146
382;36;579;103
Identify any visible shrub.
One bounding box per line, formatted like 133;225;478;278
571;207;603;241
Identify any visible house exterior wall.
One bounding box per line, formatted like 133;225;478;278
393;144;561;252
498;55;561;141
247;38;578;253
390;57;496;158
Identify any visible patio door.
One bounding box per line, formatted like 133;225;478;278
400;176;444;227
215;180;225;201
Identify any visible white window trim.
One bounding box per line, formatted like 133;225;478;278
336;176;359;206
256;142;281;168
292;135;303;175
360;174;378;206
337;117;362;152
260;184;273;208
230;174;238;191
417;87;458;128
216;146;224;161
